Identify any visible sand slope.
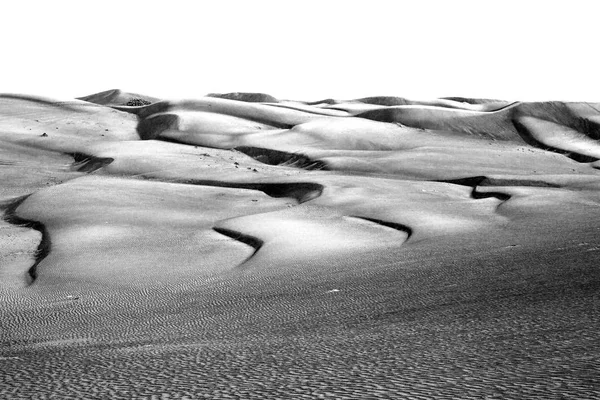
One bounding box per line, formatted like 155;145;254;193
1;90;600;399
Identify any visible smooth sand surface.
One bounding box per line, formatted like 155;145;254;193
2;91;600;398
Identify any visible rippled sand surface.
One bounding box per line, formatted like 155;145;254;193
2;90;600;398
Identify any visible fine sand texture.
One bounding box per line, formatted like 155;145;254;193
2;91;600;399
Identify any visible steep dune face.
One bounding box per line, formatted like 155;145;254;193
2;90;600;399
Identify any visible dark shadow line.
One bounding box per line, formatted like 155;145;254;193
212;227;264;265
303;99;338;105
181;180;324;204
1;195;50;285
234;146;329;171
348;216;413;240
433;176;512;202
69;153;114;173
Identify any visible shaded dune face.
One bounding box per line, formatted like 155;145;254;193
2;90;600;399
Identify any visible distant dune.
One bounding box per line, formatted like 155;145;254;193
1;90;600;398
77;89;160;107
206;92;280;103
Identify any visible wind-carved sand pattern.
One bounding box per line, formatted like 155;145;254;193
1;90;600;399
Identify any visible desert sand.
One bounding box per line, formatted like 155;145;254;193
1;89;600;398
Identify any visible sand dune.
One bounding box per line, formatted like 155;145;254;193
515;116;600;160
77;89;160;106
341;96;514;112
206;92;279;103
0;94;138;153
133;97;345;127
9;176;295;287
2;89;600;398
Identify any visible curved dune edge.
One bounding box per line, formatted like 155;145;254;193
1;195;50;285
213;206;413;269
212;227;264;266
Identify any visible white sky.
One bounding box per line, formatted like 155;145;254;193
2;0;599;102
